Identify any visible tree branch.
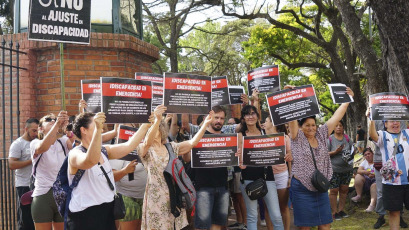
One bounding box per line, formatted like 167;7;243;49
269;53;328;69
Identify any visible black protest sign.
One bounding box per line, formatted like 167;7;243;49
229;86;245;105
117;125;141;162
242;133;286;166
369;92;409;120
81;79;101;113
328;84;354;104
247;65;280;94
164;73;212;114
135;73;163;83
191;134;238;168
211;76;230;107
266;85;320;126
101;78;152;123
28;0;91;44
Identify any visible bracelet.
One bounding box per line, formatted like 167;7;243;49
67;132;74;138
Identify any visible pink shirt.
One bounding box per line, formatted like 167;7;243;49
291;124;332;191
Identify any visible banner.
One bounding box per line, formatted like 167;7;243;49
117;125;141;162
81;79;101;113
28;0;91;44
247;65;280;94
266;85;320;126
229;86;245;105
101;77;152;123
163;73;212;114
369;92;409;120
328;84;354;104
135;73;163;83
211;76;230;107
191;134;238;168
242;133;286;166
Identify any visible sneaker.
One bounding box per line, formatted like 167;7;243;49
374;216;386;229
228;222;242;229
401;216;408;228
351;195;361;203
260;219;266;226
239;224;247;230
333;212;342;221
366;205;375;212
338;211;349;218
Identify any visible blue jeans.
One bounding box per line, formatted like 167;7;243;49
194;186;230;229
241;180;284;230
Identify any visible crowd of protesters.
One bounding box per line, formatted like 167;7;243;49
8;84;409;230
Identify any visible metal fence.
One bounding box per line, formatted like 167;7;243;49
0;38;27;230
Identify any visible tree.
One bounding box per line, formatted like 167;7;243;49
0;0;14;34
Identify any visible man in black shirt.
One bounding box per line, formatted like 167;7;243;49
194;106;231;230
356;125;366;154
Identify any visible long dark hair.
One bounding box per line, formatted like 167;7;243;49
239;105;262;134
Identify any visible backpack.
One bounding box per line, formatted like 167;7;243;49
52;146;108;227
329;134;350;144
163;143;196;218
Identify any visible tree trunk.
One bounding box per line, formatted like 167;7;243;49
169;46;178;72
369;0;409;94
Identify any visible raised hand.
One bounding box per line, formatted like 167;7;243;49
56;111;69;127
79;99;88;113
94;112;106;130
153;105;167;120
203;110;215;125
345;87;354;98
252;89;260;101
241;94;249;105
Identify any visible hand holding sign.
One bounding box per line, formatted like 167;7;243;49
154;105;167;121
123;160;138;173
79;99;88;113
203;110;215;126
94;112;106;130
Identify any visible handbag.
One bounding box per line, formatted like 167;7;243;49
309;144;330;193
99;162;126;220
245;167;268;200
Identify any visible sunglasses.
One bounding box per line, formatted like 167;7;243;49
44;117;57;122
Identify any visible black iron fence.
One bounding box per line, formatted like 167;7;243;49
0;38;27;230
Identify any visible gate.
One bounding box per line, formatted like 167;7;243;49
0;38;27;230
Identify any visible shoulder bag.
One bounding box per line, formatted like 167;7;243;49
309;144;330;193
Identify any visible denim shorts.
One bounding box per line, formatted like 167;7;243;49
194;186;229;229
290;177;332;227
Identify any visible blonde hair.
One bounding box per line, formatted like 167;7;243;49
159;119;169;144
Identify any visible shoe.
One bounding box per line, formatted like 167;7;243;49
260;219;266;226
351;195;361;203
333;212;342;221
228;222;242;229
338;210;349;218
239;224;247;230
401;216;408;228
374;216;385;229
366;205;375;212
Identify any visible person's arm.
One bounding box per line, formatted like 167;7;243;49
288;120;299;140
237;132;246;169
34;111;69;156
8;158;32;170
105;123;151;159
326;87;354;135
101;124;118;143
138;106;165;158
169;114;179;139
178;111;214;155
112;160;137;182
329;144;344;156
69;112;105;170
355;133;359;142
357;166;369;175
251;89;261;120
79;99;87;113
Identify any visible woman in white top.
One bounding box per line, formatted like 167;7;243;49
67;112;151;230
30;111;71;230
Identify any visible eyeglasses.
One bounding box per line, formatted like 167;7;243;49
44;117;57;122
244;112;257;118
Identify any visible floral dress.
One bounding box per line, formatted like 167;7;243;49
140;142;188;230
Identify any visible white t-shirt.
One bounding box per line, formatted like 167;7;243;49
109;159;147;199
9;137;32;187
30;136;69;197
359;159;374;174
376;130;409;185
69;149;115;212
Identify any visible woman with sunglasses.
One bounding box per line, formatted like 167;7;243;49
30;112;71;230
368;112;409;230
238;105;284;230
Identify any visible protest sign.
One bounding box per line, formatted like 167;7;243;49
369;92;409;120
117;125;141;162
247;65;280;94
211;76;230;107
135;73;163;83
191;134;238;168
101;77;152;123
242;133;286;166
164;73;212;114
266;85;320;126
328;84;354;104
229;86;245;105
28;0;91;44
81;79;101;113
135;73;163;111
